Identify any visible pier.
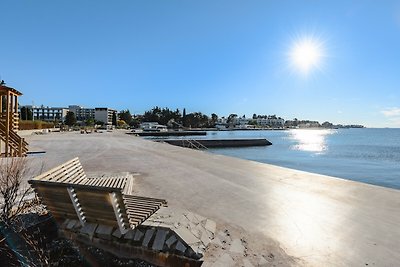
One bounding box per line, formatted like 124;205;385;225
162;138;272;148
128;131;207;137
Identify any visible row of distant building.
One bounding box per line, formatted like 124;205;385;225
216;115;285;129
20;105;116;125
215;115;364;129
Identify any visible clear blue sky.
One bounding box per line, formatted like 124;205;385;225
1;0;400;127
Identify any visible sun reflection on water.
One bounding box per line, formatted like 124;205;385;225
288;129;336;153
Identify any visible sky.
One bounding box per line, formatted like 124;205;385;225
1;0;400;127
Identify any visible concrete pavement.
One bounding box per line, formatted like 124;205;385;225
24;130;400;266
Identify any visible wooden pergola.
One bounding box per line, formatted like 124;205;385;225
0;85;28;157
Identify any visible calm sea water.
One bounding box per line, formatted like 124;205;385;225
159;129;400;189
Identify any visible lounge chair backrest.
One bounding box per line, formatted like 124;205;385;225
29;158;166;234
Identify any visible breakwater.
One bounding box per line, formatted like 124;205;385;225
162;138;272;148
128;131;207;137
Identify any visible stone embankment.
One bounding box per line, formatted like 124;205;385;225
162;138;272;148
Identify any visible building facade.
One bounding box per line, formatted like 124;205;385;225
19;104;116;124
68;105;95;122
94;107;116;125
22;105;69;122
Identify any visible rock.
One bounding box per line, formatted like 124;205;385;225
80;223;98;238
123;229;135;240
229;238;245;254
184;212;197;224
66;220;79;230
60;219;70;229
112;228;123;239
258;256;269;266
133;229;144;241
212;253;235;267
142;228;155;247
211;236;223;247
175;226;199;245
175;241;187;254
95;225;113;240
242;259;255;267
165;235;177;248
205;219;216;235
152;229;168;251
200;231;211;247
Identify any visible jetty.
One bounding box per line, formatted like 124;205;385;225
128;131;207;137
162;138;272;148
23;130;400;266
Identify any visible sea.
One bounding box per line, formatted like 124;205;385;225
157;128;400;190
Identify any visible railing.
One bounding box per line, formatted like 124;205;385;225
0;112;19;130
0;118;28;157
181;139;208;150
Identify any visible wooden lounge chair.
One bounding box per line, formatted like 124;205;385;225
28;157;166;234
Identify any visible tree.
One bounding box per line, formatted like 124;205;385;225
118;110;132;125
85;118;95;126
117;120;127;127
210;113;218;126
0;158;29;223
227;114;238;123
185;112;209;128
182;108;187;127
65;111;76;126
0;158;50;266
112;112;117;126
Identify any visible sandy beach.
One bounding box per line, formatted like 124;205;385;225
23;130;400;266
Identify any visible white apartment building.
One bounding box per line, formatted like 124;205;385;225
68;105;95;121
23;105;69;122
20;104;116;124
256;116;285;127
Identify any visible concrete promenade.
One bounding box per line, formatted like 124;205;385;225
25;130;400;266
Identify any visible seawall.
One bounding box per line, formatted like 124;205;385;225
162;138;272;148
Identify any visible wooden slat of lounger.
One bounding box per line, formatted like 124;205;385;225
115;178;123;189
125;209;153;217
124;202;160;212
99;179;109;187
123;199;164;208
43;160;82;182
88;178;100;187
124;202;158;211
124;202;159;210
118;178;127;189
58;167;85;183
123;197;163;205
76;176;88;185
123;194;167;204
34;158;80;181
122;194;166;229
123;198;163;207
103;179;112;187
128;216;144;225
111;178;119;188
70;174;88;185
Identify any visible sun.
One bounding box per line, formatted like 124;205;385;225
289;36;325;76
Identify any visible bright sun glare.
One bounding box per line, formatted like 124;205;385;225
289;36;325;76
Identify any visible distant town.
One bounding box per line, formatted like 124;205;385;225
19;104;364;130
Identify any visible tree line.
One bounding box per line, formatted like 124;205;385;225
60;107;219;128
